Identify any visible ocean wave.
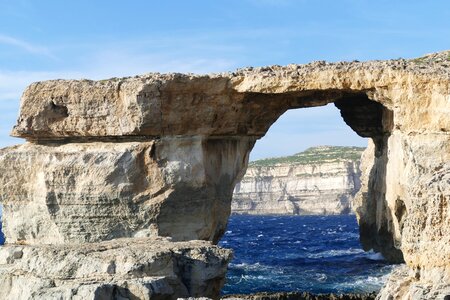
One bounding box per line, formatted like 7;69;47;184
324;230;337;235
307;248;365;259
314;273;328;282
229;262;267;271
366;251;385;261
236;274;270;282
335;273;391;292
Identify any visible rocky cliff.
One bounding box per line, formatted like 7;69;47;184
1;51;450;299
232;146;364;215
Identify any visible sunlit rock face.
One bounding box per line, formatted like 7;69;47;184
0;138;253;245
232;146;364;215
1;51;450;298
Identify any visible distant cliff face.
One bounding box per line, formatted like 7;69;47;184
232;146;364;215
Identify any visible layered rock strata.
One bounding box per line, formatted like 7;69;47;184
232;146;363;215
0;138;252;244
0;237;231;299
1;51;450;298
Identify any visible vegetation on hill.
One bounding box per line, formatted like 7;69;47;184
249;146;365;167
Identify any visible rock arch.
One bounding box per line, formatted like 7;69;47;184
1;51;449;298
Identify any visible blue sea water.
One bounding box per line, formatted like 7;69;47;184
0;222;4;245
219;215;395;295
0;207;3;245
0;214;4;245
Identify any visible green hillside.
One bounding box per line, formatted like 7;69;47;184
249;146;365;167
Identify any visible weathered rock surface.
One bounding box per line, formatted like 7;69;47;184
0;138;252;244
0;237;232;300
232;146;363;215
1;51;450;298
376;265;450;300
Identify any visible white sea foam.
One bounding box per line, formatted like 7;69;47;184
236;274;271;283
315;273;328;282
335;274;389;292
366;251;385;261
307;248;365;259
230;262;265;271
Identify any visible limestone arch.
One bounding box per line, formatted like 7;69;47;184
2;53;450;298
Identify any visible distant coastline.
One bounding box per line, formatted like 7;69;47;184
232;146;364;215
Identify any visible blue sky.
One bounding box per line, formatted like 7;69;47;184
1;0;449;160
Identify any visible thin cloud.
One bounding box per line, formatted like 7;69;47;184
0;34;54;58
85;51;237;77
0;70;88;100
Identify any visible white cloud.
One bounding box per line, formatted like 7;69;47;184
84;51;237;78
0;34;54;58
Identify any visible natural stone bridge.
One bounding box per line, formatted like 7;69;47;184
0;51;449;299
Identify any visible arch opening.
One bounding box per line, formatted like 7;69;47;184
220;91;398;295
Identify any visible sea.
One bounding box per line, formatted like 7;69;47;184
219;214;395;295
0;218;3;245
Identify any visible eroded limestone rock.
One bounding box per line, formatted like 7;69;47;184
0;137;253;244
1;51;450;298
377;265;450;300
0;237;232;300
